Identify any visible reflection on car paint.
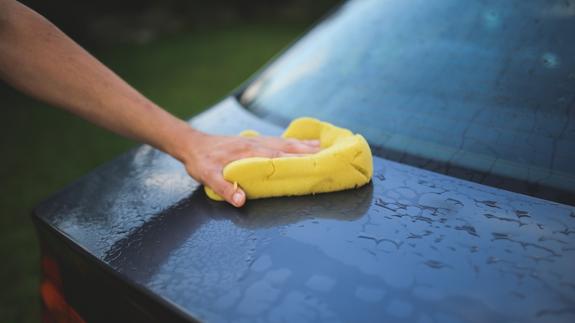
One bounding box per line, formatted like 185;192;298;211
242;0;575;205
35;99;575;323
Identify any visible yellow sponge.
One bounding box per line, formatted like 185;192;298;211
205;117;373;201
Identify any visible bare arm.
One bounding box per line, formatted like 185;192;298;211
0;0;319;207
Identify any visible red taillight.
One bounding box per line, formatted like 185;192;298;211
42;256;62;287
40;255;87;323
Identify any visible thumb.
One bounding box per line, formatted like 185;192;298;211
208;175;246;207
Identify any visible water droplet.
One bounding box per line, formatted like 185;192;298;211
541;52;560;69
424;259;449;269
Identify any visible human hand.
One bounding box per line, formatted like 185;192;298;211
178;131;321;207
0;0;319;208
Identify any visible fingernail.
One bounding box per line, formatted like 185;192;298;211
232;191;243;206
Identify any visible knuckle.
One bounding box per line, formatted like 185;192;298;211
259;148;275;157
207;169;222;182
259;148;279;158
213;182;228;196
237;141;254;152
284;141;303;151
200;168;213;181
284;141;296;149
222;184;235;197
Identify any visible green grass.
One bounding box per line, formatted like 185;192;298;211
0;22;307;323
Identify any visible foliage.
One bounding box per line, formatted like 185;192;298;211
0;22;309;323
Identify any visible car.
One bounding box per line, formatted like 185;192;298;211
33;0;575;322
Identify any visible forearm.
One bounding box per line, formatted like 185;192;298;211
0;0;321;207
0;0;193;160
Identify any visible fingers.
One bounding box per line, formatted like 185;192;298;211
206;172;246;207
260;137;321;154
221;137;320;162
283;138;321;153
184;134;322;207
278;152;309;157
231;147;282;160
240;146;315;160
302;139;321;146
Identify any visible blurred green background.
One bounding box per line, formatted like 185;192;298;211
0;1;338;321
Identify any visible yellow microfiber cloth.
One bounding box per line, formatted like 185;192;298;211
205;117;373;201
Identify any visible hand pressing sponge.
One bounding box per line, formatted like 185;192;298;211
204;117;373;201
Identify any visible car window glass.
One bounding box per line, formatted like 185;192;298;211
241;0;575;204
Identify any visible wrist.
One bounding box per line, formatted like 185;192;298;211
165;122;206;166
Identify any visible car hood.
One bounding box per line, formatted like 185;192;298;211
35;98;575;323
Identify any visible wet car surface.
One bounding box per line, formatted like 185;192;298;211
34;0;575;322
35;100;575;322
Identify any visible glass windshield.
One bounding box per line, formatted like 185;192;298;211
240;0;575;204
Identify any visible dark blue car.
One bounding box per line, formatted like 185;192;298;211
34;0;575;322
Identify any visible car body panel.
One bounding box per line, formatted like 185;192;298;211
240;0;575;205
34;98;575;323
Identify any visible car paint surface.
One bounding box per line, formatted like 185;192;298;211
240;0;575;205
34;98;575;323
